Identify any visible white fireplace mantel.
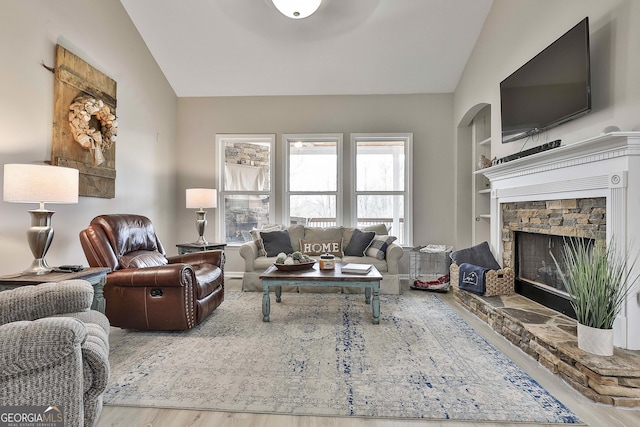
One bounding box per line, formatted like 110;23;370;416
479;132;640;350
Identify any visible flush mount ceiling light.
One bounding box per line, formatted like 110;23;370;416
272;0;322;19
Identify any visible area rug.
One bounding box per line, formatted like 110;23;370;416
104;290;582;423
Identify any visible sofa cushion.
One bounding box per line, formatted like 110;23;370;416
304;226;343;241
287;224;305;251
300;238;343;257
119;250;168;269
261;230;295;256
342;255;388;273
343;229;375;256
366;235;397;260
363;223;388;235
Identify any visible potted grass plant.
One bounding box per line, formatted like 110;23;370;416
553;237;639;356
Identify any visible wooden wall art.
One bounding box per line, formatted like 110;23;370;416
51;44;117;198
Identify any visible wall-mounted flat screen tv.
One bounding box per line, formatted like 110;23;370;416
500;17;591;143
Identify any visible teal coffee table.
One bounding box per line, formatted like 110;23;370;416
260;263;382;324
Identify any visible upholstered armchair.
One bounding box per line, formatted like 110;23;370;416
0;280;110;427
79;214;224;331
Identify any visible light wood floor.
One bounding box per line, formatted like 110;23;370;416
96;279;640;427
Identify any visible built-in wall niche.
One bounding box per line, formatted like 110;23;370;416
471;105;491;245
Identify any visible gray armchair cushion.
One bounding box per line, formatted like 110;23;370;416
0;280;93;324
0;280;110;427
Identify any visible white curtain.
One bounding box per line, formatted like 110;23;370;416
224;163;265;191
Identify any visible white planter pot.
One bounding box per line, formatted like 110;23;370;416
577;323;614;356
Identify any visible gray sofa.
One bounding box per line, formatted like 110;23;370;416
239;224;403;294
0;280;110;427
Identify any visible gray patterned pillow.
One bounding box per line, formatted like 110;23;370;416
365;235;397;260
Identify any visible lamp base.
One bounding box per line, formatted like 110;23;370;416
193;237;209;245
23;258;53;275
193;209;209;245
24;209;55;276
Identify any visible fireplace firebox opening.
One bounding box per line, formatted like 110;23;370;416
514;232;596;319
501;198;606;319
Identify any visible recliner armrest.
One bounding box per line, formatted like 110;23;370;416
106;264;194;287
168;250;224;268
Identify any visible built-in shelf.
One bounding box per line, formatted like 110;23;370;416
478;137;491;146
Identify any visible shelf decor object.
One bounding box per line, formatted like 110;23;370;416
186;188;217;245
272;0;321;19
3;164;79;275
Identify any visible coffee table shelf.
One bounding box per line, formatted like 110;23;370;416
259;263;382;324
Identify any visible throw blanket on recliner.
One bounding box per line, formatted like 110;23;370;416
458;263;489;295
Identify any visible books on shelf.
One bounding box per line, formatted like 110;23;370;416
341;263;372;274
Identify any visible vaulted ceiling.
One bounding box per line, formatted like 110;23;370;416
120;0;493;97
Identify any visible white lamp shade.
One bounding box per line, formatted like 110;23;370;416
186;188;217;209
3;164;79;204
272;0;321;19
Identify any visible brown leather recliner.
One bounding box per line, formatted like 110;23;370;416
79;214;224;330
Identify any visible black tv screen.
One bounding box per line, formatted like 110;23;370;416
500;18;591;143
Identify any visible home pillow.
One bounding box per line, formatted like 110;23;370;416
299;239;343;257
119;250;168;269
261;229;295;257
343;229;375;256
366;235;397;260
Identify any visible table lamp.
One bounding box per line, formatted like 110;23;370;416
186;188;217;245
3;164;79;275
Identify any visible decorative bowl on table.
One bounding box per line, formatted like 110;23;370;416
273;260;316;271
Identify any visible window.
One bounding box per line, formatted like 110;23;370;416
284;134;343;227
217;134;275;244
352;133;412;245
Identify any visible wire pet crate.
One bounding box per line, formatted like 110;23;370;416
410;245;453;292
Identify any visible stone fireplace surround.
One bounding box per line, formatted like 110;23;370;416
481;132;640;351
450;132;640;406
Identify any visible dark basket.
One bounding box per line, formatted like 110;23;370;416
273;260;316;271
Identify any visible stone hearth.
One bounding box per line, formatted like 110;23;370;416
453;288;640;407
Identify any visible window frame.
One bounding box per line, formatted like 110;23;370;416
350;133;413;246
216;133;276;245
283;133;343;227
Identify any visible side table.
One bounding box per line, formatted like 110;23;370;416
176;242;227;255
0;267;110;314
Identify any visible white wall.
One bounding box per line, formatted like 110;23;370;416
454;0;640;160
0;1;178;274
177;95;455;274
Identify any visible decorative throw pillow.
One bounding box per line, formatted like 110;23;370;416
366;235;397;260
119;250;168;269
299;239;343;257
343;229;375;256
261;229;295;257
250;225;282;257
450;241;501;270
